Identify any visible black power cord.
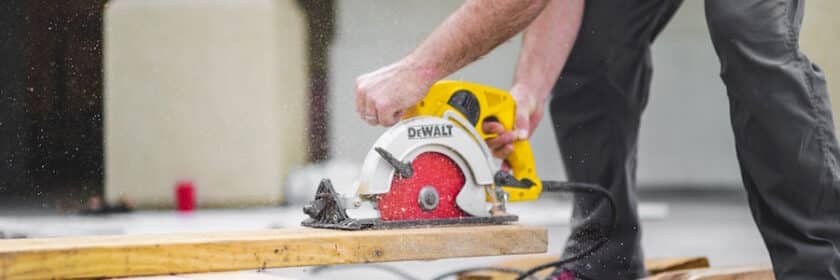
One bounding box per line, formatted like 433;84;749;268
430;180;617;280
513;181;617;280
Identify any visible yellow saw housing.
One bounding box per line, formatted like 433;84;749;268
402;80;542;202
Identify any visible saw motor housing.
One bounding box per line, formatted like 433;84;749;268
403;80;543;202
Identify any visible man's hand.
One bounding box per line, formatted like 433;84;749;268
353;0;550;126
485;0;584;159
483;84;546;159
355;59;434;126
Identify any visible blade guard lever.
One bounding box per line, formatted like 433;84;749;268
374;147;413;179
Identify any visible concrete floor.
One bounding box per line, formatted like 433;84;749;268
0;189;770;279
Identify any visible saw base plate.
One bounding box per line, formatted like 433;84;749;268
302;179;517;231
302;215;518;230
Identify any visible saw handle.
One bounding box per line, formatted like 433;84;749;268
403;80;543;202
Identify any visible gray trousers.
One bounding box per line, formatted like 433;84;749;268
550;0;840;279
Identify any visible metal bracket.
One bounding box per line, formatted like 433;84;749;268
301;179;364;230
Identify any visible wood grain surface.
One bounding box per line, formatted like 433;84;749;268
0;225;546;280
645;265;773;280
458;255;710;280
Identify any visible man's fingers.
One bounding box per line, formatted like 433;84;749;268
355;78;366;117
492;144;514;159
363;97;378;125
486;131;515;150
377;102;400;127
482;121;505;135
388;110;404;126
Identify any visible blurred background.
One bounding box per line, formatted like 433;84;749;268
0;0;838;277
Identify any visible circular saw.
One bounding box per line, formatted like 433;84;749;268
302;81;542;230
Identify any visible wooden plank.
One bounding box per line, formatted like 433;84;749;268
645;266;773;280
117;271;295;280
645;257;711;275
0;225;546;280
458;255;709;280
117;276;184;280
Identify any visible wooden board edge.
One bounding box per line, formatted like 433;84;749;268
644;265;774;280
457;255;710;280
1;225;547;280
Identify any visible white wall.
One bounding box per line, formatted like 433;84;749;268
802;1;840;127
329;1;745;188
105;0;307;207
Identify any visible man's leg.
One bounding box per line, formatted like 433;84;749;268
705;0;840;278
549;1;682;279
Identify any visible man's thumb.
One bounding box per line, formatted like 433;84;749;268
514;110;530;140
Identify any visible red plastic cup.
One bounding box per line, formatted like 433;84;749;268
175;180;195;212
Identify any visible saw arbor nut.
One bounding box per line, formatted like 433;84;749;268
418;186;440;211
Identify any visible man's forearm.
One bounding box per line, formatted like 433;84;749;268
514;0;584;101
405;0;550;83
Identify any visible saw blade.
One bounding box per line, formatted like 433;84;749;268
377;151;468;221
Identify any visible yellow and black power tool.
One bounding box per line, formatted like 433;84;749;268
403;80;542;202
303;80;554;230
